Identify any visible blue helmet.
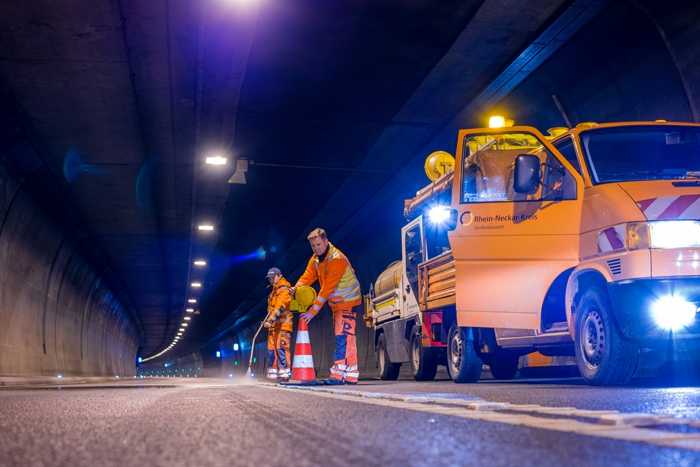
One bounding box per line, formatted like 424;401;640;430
265;267;282;280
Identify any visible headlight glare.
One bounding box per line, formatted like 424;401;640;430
651;295;697;331
648;221;700;249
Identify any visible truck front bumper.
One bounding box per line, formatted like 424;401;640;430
607;277;700;342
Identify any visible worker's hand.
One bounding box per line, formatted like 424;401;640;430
263;320;272;329
300;312;314;324
289;286;296;297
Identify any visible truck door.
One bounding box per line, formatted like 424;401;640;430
401;217;425;319
450;127;584;331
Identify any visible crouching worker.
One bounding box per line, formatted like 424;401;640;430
264;267;294;381
294;228;362;385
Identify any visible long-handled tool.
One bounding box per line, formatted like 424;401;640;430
246;286;317;379
245;319;267;378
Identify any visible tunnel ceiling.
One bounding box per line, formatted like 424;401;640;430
0;0;578;359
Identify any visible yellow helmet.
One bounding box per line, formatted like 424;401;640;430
290;285;317;313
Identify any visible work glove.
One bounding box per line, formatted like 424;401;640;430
263;320;272;329
300;311;314;324
289;286;296;297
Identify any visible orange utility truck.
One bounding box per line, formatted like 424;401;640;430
365;120;700;385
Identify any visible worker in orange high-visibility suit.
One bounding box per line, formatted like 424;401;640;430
264;267;294;381
294;228;361;385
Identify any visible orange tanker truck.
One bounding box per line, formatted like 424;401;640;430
365;119;700;385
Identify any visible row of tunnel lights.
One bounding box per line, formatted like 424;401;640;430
140;155;231;363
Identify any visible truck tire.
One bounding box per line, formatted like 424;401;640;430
410;328;437;381
447;325;482;383
574;285;639;385
377;333;400;380
488;351;519;380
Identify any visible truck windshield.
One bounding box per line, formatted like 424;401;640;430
581;125;700;183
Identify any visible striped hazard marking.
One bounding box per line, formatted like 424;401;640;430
265;384;700;452
638;195;700;221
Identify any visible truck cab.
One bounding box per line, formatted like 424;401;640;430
448;121;700;385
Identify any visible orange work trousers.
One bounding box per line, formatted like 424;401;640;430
329;304;359;383
266;326;291;380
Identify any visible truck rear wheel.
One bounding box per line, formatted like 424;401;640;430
410;328;437;381
574;285;639;385
447;325;482;383
377;333;400;380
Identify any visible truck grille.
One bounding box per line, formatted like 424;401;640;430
607;258;622;276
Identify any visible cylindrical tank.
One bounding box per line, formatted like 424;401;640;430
373;260;402;298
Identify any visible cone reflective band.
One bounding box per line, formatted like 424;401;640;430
291;319;316;382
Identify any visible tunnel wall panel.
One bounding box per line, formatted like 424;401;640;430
0;166;138;377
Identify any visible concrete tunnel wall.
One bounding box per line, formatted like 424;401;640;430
0;165;139;378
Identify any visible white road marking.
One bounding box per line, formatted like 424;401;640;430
262;384;700;452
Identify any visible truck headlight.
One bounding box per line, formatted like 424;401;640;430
650;295;697;330
427;205;458;230
649;221;700;249
627;221;700;250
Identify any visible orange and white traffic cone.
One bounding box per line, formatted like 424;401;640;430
288;318;318;385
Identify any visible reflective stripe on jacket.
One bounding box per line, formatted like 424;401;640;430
267;277;293;332
296;243;361;315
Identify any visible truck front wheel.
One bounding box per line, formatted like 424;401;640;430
447;325;482;383
377;333;401;380
574;285;639;385
410;328;437;381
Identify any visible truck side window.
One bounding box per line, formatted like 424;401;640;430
404;225;423;296
553;137;581;173
537;148;577;201
462;145;576;203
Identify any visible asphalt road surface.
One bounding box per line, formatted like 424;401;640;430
4;376;700;467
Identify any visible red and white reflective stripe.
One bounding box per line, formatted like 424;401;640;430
295;331;310;344
292;354;314;368
597;224;626;253
638;195;700;220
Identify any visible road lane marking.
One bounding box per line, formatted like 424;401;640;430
260;384;700;452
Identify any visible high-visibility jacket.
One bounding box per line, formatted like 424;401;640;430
266;277;293;332
296;243;361;316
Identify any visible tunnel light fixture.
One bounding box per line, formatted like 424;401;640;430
188;299;197;304
205;155;228;166
193;259;207;267
191;282;202;288
182;323;189;327
197;224;215;232
179;328;185;333
186;308;194;313
184;316;191;321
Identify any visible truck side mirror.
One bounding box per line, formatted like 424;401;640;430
513;154;541;194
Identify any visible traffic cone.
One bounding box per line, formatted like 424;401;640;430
289;318;318;385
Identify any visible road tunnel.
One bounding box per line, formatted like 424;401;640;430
4;1;700;465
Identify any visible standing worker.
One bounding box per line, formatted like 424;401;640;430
294;228;361;385
264;267;294;381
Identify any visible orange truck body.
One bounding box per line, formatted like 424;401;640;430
369;121;700;385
